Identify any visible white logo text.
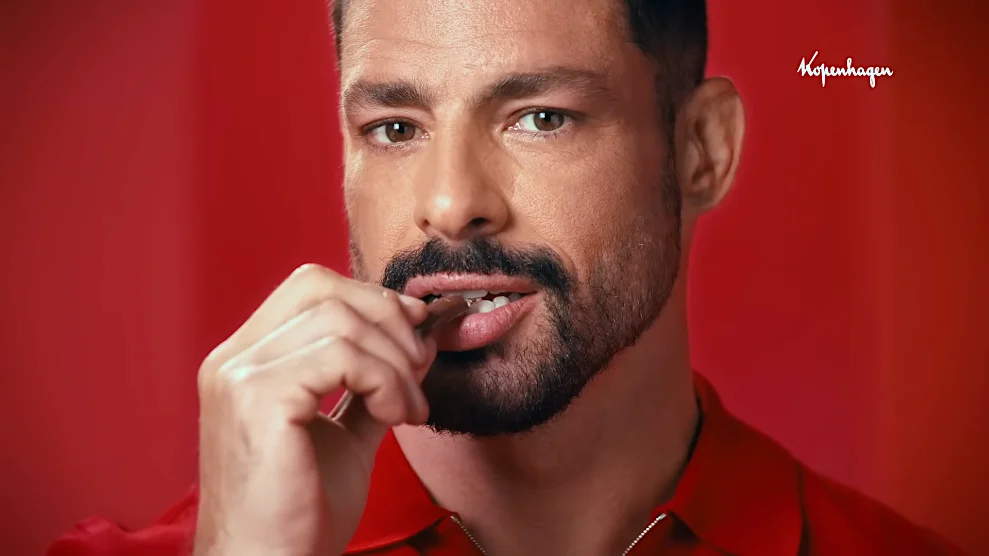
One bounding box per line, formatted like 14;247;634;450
797;51;893;88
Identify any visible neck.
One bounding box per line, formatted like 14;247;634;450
394;287;697;556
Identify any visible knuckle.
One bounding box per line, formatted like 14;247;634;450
215;360;255;390
197;358;217;390
202;358;265;411
292;263;333;280
377;291;405;322
314;299;367;340
312;297;345;318
379;288;399;302
336;312;368;342
291;263;341;295
198;341;233;391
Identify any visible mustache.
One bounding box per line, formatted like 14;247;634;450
379;236;571;296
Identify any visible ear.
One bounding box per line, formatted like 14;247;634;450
673;77;745;215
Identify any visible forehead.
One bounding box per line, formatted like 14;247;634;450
339;0;632;85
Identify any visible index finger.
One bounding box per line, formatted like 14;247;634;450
329;297;467;432
222;264;428;364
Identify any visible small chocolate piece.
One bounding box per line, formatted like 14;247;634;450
416;295;469;337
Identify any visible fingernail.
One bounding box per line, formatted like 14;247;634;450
398;294;424;309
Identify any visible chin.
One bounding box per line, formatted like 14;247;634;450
420;330;586;437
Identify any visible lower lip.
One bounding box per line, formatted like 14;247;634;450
433;293;540;352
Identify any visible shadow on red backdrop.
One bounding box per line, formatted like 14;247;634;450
1;1;985;554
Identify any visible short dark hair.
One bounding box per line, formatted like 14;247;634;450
331;0;707;123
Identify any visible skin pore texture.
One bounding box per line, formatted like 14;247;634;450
338;0;745;554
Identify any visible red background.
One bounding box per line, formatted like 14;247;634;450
2;1;986;554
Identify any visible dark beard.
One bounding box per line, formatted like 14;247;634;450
354;182;681;437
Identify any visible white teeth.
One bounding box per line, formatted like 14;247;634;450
432;290;524;307
471;299;496;314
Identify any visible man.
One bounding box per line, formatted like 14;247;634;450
50;0;965;555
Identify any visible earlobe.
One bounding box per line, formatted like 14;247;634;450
674;77;745;215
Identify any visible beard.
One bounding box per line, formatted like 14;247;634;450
350;172;681;438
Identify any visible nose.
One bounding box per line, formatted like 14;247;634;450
413;131;510;242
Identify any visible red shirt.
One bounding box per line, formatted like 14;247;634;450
48;375;966;555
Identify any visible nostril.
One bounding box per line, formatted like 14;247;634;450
467;217;489;230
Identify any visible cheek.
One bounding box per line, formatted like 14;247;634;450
345;167;416;279
511;142;662;277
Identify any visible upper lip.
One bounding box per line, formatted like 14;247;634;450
403;273;539;300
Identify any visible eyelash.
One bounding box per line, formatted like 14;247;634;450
358;108;579;152
511;108;578;141
358;119;426;153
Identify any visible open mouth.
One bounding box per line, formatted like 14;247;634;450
422;290;530;314
404;276;541;350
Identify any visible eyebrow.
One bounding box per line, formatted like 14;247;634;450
342;79;433;113
473;67;613;107
341;66;613;115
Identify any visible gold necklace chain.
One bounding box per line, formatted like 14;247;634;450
449;512;668;556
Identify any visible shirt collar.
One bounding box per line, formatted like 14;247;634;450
666;373;803;556
346;373;803;555
346;430;453;553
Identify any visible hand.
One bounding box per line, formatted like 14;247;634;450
193;264;435;556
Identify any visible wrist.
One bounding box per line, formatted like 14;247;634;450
193;538;291;556
193;529;312;556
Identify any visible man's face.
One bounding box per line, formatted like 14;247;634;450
340;0;681;436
